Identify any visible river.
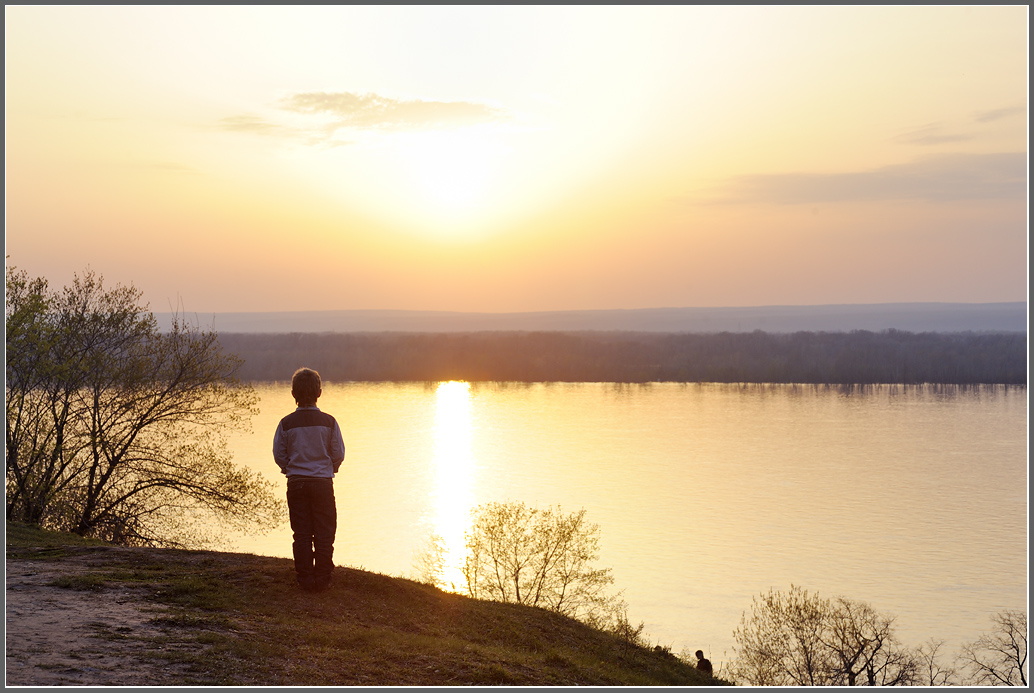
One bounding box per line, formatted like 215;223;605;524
220;382;1027;667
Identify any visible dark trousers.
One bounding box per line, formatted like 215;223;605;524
286;477;337;586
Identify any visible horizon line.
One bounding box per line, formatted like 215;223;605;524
155;300;1028;317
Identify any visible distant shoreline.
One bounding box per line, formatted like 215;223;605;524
217;330;1027;385
159;302;1027;335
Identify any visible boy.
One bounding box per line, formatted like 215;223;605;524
273;367;346;591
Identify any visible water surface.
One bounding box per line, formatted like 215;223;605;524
223;382;1027;665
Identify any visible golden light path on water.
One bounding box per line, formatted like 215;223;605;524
430;381;475;591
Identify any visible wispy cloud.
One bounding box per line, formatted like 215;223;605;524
125;161;200;175
974;105;1025;123
217;114;351;148
895;124;973;146
280;91;502;130
41;110;126;122
219;115;285;135
218;91;504;147
713;152;1025;204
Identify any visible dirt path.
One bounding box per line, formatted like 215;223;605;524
6;550;171;686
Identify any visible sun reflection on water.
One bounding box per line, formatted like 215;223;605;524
431;381;476;591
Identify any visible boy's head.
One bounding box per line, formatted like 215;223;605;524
291;367;322;407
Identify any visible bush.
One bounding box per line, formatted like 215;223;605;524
461;501;622;626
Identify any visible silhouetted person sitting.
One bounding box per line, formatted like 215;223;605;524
695;650;713;676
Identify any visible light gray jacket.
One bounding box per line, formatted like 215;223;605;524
272;406;345;479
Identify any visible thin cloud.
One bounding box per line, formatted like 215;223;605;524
217;114;352;148
974;105;1025;123
895;124;973;146
714;152;1025;204
41;110;125;122
219;115;285;135
280;91;502;130
125;161;200;175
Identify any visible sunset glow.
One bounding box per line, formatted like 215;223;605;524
4;6;1027;313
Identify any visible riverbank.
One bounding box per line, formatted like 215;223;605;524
216;330;1027;384
5;523;724;686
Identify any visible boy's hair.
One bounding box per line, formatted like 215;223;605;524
291;367;322;405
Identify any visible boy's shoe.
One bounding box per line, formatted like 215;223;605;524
297;574;317;591
314;576;331;592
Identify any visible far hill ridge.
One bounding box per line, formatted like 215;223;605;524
156;302;1026;334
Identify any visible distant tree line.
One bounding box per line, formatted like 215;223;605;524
216;330;1026;384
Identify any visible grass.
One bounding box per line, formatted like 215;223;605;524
6;521;109;556
6;521;728;686
47;574;108;591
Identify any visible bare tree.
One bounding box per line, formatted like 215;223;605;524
730;585;920;686
958;610;1027;686
5;266;59;522
462;501;619;625
914;639;958;686
6;266;283;546
412;532;447;586
824;596;920;685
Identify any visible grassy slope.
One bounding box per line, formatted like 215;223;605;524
6;523;726;686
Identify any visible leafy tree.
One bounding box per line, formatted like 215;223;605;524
462;501;620;625
5;265;283;546
958;610;1028;686
731;585;834;685
730;585;921;686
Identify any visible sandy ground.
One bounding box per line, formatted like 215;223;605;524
5;550;179;686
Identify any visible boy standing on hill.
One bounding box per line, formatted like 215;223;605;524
273;367;346;592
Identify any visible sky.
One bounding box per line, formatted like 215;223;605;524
5;6;1028;313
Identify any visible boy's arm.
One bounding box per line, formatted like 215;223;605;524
330;420;345;473
272;421;289;475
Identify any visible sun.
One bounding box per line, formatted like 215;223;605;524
401;131;506;214
300;128;513;237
